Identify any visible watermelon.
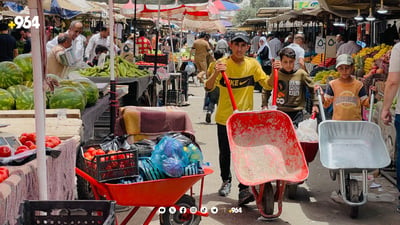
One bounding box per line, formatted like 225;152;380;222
75;79;99;106
0;88;15;110
49;87;86;111
0;61;24;89
15;89;34;110
7;84;30;99
58;80;87;105
23;80;33;88
13;53;33;81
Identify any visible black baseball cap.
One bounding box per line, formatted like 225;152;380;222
231;32;249;43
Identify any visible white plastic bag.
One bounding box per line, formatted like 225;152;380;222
295;118;318;142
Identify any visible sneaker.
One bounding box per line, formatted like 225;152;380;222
238;188;255;206
330;190;345;204
218;181;231;196
205;113;211;123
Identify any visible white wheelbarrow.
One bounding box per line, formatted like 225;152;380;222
317;90;391;218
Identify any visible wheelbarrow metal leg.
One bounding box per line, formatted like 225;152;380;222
143;207;160;225
339;169;368;206
255;181;286;219
120;207;140;225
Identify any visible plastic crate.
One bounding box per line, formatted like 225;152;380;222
144;54;168;65
81;146;139;182
18;200;115;225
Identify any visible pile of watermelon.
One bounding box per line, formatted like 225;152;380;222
0;55;99;111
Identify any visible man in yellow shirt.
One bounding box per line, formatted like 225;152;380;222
205;32;272;206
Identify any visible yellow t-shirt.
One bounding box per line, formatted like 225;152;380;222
212;56;272;125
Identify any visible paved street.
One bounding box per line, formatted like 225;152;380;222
117;82;399;225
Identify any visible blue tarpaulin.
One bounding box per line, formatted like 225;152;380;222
3;1;81;19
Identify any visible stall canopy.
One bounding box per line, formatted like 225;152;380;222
318;0;400;19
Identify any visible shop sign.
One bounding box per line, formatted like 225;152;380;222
326;36;337;58
294;0;319;10
186;34;195;48
315;36;325;54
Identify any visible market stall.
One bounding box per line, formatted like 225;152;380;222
0;135;80;225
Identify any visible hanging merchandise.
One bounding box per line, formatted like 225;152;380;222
366;22;370;35
357;24;362;41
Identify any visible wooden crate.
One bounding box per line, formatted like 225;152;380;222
0;109;82;140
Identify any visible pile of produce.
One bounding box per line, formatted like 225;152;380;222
18;132;61;151
353;43;392;78
313;69;340;84
0;77;99;112
79;56;150;78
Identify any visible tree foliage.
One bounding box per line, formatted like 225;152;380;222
233;0;291;25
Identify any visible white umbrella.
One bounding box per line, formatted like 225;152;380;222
42;0;94;12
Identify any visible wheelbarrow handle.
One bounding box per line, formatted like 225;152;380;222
272;68;279;107
316;89;326;121
368;90;375;122
221;71;238;111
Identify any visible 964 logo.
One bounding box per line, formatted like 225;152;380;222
9;16;40;29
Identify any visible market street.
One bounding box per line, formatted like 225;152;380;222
117;82;399;225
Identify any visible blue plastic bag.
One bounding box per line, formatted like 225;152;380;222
151;136;189;178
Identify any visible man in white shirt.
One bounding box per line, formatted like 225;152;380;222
215;34;229;55
286;33;307;72
46;21;84;66
266;32;282;59
85;27;112;62
336;33;361;57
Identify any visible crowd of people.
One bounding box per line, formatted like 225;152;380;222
1;17;400;211
193;28;400;212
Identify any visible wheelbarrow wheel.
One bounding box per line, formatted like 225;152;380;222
160;194;201;225
262;182;274;215
348;179;359;219
286;183;298;200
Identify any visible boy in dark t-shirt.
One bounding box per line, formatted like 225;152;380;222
262;47;319;126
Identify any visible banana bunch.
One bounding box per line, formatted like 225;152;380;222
79;56;150;78
313;70;339;84
363;57;374;74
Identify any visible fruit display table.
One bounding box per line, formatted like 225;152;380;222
0;136;80;225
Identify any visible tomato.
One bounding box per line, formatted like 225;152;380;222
49;136;61;146
26;132;36;143
84;152;94;160
29;144;36;150
45;142;54;148
18;135;28;145
95;149;105;155
25;141;34;148
0;146;11;157
15;145;30;155
108;150;118;161
0;166;9;177
86;147;96;156
27;133;36;142
0;170;8;183
117;150;125;159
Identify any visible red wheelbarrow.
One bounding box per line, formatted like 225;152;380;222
222;70;309;219
75;167;213;225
